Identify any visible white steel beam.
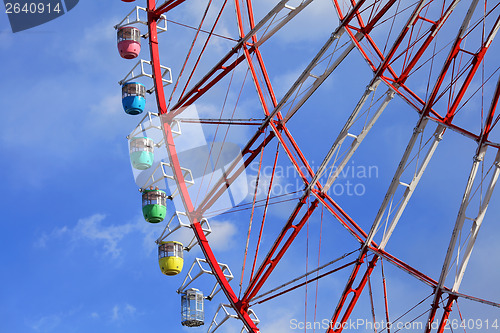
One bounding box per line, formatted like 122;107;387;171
433;145;487;295
452;149;500;290
378;124;445;248
254;0;314;48
322;84;395;193
362;118;440;249
310;77;382;190
280;30;354;123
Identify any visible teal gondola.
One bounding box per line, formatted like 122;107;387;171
129;137;154;170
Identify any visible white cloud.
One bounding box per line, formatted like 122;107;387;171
111;303;137;322
35;226;69;248
66;16;120;71
86;303;139;324
257;304;299;333
73;214;135;258
89;92;123;120
27;306;84;332
36;210;240;262
260;316;296;333
29;314;62;332
272;67;306;101
111;306;119;321
36;213;160;259
206;220;237;251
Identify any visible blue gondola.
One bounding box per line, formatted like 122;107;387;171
122;82;146;115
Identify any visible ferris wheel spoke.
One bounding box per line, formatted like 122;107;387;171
325;251;379;333
370;247;438;288
318;80;395;194
164;0;314;118
196;130;276;215
153;0;189;16
445;289;500;309
249;248;360;305
379;123;445;249
452;152;500;289
277;31;355;124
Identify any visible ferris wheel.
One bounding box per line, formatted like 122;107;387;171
114;0;500;332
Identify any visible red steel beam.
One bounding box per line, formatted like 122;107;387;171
233;0;319;189
240;199;319;307
396;1;460;83
425;289;444;333
443;15;500;123
166;50;250;120
434;295;458;333
327;251;378;333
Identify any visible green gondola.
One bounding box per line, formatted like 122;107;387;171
142;187;167;223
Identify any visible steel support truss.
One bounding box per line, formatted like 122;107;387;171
424;146;500;333
142;0;500;332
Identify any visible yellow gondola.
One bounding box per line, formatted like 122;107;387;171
158;241;184;275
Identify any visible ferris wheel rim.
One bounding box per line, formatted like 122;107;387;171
140;1;500;332
146;0;262;331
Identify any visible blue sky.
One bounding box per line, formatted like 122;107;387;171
1;1;500;333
